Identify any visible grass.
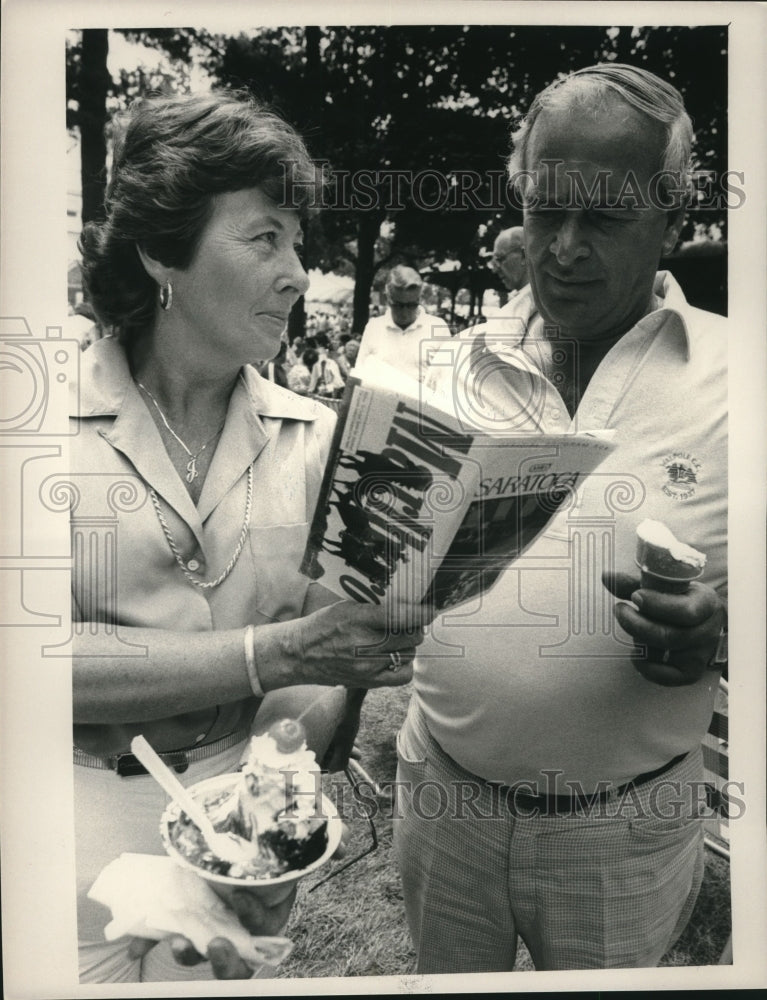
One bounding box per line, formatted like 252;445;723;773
276;683;731;979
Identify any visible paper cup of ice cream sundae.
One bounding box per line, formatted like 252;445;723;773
635;519;706;594
159;720;342;902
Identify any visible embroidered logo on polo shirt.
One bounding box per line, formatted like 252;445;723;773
661;452;701;500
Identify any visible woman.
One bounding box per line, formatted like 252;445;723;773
73;89;421;983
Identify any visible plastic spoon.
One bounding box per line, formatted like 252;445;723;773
130;735;257;865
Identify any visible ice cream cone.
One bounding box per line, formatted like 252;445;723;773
635;519;706;594
636;560;704;594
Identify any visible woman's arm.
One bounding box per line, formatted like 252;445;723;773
74;600;424;724
73;626;251;723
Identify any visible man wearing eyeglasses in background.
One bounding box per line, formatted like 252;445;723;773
356;264;450;380
490;225;528;300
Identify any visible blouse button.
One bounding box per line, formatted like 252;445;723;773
187;559;201;572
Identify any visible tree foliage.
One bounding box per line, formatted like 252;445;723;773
67;23;728;328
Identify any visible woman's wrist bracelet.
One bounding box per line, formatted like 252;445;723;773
243;624;264;697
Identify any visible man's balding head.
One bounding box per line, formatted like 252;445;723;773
491;227;528;292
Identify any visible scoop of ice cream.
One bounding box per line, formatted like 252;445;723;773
636;519;706;578
168;722;328;880
234;722;322;843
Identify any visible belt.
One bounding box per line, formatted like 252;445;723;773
503;752;689;816
73;728;250;777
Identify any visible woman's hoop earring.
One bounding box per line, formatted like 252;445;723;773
159;281;173;311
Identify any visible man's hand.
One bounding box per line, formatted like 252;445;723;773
603;571;726;686
171;935;256;980
127;934;253;980
127;833;350;979
127;885;297;980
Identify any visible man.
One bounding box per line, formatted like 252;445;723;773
391;63;728;971
490;225;528;298
356;264;448;379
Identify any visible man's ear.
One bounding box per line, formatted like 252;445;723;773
660;202;688;257
136;244;170;286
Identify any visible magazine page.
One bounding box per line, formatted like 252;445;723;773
301;359;615;610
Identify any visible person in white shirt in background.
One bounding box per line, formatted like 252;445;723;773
356;265;450;381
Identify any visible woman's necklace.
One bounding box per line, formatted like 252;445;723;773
148;463;254;591
136;380;225;483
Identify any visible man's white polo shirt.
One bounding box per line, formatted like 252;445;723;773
357;306;451;380
414;272;728;789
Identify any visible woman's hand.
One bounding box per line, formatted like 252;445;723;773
255;601;426;692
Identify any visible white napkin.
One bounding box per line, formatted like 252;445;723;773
88;854;293;970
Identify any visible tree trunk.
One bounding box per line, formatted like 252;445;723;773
79;29;111;225
288;296;305;344
351;213;382;334
304;26;322;130
286;24;323;344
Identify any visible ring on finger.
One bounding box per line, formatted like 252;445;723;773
661;649;672;664
388;651;402;671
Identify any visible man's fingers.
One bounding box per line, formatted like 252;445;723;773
207;937;254;980
614;597;720;652
630;581;721;627
601;570;641;601
614;601;678;648
631;649;705;687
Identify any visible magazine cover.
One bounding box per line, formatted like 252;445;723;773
301;360;616;612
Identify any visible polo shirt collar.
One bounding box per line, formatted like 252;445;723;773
71;337;322;537
483;270;693;364
384;305;425;333
633;271;693;362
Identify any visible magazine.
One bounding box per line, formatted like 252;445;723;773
300;358;615;613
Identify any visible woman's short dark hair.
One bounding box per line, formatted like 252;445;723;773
302;348;319;370
79;89;324;343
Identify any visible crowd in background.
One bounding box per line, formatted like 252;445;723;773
257;323;361;401
257;298;462;400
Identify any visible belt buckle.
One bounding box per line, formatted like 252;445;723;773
115;750;189;776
